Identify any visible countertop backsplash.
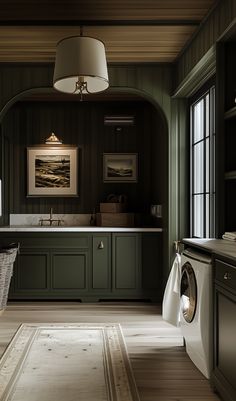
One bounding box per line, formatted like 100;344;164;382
10;213;91;227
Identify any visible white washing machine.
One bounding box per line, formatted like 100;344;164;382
180;248;212;379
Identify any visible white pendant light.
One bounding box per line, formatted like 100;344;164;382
53;34;109;98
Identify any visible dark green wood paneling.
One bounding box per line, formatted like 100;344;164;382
113;233;140;290
1;231;162;301
92;235;110;290
173;46;216;98
167;97;188;282
213;257;236;401
13;235;89;248
215;42;225;238
175;0;236;92
141;233;161;290
16;252;49;290
2;100;166;218
0;132;10;226
0;64;173;117
0;62;175;282
52;253;87;290
224;42;236;110
0;65;53;114
216;40;236;236
0;232;90;243
0;130;3;226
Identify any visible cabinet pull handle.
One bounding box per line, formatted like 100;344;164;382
223;272;232;280
98;241;104;250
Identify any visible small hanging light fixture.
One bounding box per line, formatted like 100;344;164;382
53;27;109;100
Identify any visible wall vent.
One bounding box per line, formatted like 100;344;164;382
104;115;135;126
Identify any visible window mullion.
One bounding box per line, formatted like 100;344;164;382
190;86;215;239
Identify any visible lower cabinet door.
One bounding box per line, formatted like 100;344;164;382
6;232;162;301
141;233;162;301
51;251;89;295
92;235;111;290
213;285;236;401
9;251;50;298
112;233;141;295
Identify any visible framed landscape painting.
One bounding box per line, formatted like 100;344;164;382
103;153;138;183
27;146;78;197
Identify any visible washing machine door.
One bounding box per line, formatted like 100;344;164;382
180;262;197;323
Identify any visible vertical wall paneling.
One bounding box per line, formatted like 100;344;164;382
175;0;236;92
178;99;189;240
2;100;166;218
215;42;225;237
167;98;188;283
0;132;10;226
0;62;182;281
0;129;2;225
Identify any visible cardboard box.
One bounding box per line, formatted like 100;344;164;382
96;213;135;227
100;202;126;213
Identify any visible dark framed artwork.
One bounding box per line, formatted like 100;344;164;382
103;153;138;183
27;146;78;197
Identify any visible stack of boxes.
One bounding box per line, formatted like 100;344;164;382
96;196;134;227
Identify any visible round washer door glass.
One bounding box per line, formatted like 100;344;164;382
180;262;197;323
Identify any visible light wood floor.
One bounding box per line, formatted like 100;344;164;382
0;302;221;401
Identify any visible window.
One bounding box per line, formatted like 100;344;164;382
190;86;215;238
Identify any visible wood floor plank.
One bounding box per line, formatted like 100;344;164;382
0;302;220;401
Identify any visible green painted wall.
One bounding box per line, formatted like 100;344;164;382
0;62;186;283
2;99;167;220
175;0;236;91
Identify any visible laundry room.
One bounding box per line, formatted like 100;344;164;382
0;1;236;401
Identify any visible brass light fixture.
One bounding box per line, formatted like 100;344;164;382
53;28;109;100
45;132;62;145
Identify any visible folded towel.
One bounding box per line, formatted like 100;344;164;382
222;234;236;241
224;231;236;239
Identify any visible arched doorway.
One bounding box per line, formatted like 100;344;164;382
0;85;169;296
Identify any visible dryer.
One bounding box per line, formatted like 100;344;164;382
180;248;212;379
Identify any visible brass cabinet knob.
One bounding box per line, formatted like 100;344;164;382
223;272;232;280
98;241;104;250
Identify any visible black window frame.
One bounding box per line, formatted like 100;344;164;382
190;83;215;238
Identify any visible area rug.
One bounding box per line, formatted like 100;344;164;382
0;323;140;401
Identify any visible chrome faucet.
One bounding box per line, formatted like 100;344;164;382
39;208;64;226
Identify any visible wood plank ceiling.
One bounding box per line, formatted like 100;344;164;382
0;0;217;63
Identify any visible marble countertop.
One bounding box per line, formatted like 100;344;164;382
0;225;163;233
182;238;236;262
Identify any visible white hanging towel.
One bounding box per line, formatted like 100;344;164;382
162;252;181;327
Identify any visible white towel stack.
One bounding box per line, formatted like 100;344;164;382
222;231;236;241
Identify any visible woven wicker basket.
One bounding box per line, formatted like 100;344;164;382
0;247;18;311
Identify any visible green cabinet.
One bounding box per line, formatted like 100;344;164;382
1;231;162;302
92;235;111;291
13;250;90;299
217;40;236;235
142;233;162;291
15;251;49;294
51;251;89;292
212;258;236;401
7;233;91;300
112;233;141;297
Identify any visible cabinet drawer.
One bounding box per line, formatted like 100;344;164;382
215;259;236;291
3;235;90;249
